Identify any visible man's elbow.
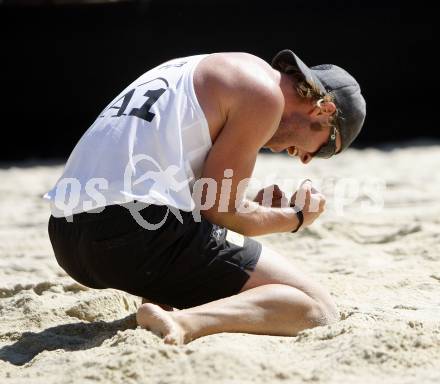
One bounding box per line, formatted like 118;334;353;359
200;209;255;237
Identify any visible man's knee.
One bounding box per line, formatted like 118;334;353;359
305;300;340;329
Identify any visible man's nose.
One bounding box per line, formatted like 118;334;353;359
300;153;312;164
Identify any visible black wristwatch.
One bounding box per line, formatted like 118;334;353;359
290;207;304;233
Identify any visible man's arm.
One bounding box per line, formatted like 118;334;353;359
199;70;302;237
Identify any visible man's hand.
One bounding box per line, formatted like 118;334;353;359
290;180;326;228
253;184;289;208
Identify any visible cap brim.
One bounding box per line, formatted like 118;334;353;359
271;49;327;95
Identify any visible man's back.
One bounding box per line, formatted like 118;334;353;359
45;54;218;217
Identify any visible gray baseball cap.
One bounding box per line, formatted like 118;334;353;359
271;49;366;155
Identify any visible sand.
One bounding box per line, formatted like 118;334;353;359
1;142;440;383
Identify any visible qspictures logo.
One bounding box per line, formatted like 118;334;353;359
52;155;385;230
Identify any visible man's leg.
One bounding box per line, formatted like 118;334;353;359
136;245;339;344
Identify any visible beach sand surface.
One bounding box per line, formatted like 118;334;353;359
1;143;440;383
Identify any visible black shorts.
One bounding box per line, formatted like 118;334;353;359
48;203;262;309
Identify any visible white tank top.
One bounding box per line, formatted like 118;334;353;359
44;54;213;217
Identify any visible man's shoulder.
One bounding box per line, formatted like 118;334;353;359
196;52;283;103
194;52;283;142
205;54;283;147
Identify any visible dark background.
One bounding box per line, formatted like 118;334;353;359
0;0;436;161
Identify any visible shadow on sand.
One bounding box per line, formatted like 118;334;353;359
0;314;137;366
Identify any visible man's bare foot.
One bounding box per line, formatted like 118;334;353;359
136;303;187;345
141;297;175;311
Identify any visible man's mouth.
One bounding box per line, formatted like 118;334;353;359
287;146;298;157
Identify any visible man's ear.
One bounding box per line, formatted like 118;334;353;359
309;101;336;117
319;101;336;116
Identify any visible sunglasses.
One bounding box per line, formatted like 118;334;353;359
312;125;338;159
